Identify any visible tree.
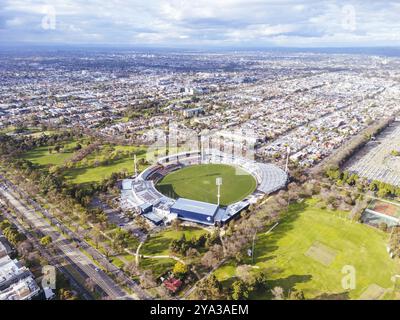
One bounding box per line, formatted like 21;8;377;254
85;278;96;292
40;235;53;246
349;198;367;221
111;228;129;253
289;289;305;300
171;219;181;231
185;247;200;258
17;240;33;258
173;261;188;278
54;144;63;153
140;270;157;289
125;261;139;276
235;265;252;283
194;275;224;300
135;215;150;232
231;280;250;300
271;286;285;300
91;225;102;249
0;219;11;230
3;226;26;245
58;288;78;300
201;244;224;268
248;272;268;291
205;231;220;248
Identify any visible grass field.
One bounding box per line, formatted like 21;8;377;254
140;226;208;277
141;226;208;256
156;164;257;206
22;141;79;166
140;257;176;278
214;199;400;300
63;145;148;184
21;141;150;185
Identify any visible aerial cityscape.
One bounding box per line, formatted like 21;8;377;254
1;0;400;310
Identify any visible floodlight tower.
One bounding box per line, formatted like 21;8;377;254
134;154;138;177
285;146;291;174
251;232;257;264
200;137;204;163
216;177;223;206
197;133;202;164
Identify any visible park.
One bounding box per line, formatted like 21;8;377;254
214;199;400;299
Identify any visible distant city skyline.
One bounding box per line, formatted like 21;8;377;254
1;1;400;48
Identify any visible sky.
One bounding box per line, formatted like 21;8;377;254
1;0;400;48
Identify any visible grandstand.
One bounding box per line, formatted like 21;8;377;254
120;149;287;226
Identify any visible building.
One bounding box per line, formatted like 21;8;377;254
182;107;204;118
0;233;13;259
139;202;153;214
170;198;219;225
163;277;182;293
0;237;41;300
0;256;32;291
0;241;9;259
0;276;40;300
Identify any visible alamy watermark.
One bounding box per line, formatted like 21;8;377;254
341;265;356;290
341;4;357;32
41;5;56;30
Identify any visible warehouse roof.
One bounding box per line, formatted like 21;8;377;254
171;198;219;217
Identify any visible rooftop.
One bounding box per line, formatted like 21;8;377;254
0;276;40;300
171;198;219;217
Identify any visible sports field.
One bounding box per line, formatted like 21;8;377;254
213;199;400;300
368;200;400;218
155;164;257;206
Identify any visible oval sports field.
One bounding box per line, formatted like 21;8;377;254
155;163;257;206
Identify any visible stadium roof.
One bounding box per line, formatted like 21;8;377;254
171;198;219;217
143;212;164;225
121;179;133;190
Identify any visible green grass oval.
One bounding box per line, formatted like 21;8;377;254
156;164;257;206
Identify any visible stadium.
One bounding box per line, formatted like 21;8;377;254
121;149;288;226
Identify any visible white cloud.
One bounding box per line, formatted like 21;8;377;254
1;0;400;46
6;17;25;27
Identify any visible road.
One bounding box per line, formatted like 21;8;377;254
0;181;130;300
0;201;93;300
0;174;151;300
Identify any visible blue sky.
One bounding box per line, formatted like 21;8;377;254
1;0;400;47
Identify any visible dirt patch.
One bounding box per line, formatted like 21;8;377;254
304;241;337;266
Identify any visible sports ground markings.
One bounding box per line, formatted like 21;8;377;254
156;163;257;205
304;241;337;266
358;284;386;300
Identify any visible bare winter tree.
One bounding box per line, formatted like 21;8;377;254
201;244;224;268
271;286;285;300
